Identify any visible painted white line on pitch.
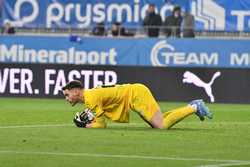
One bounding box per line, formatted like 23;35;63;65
0;123;145;129
198;161;250;167
0;124;72;129
0;150;249;164
0;123;139;129
0;121;249;129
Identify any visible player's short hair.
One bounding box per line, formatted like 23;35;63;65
62;80;83;91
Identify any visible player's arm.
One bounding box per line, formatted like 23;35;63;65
73;107;106;128
76;90;106;128
85;106;106;128
73;109;94;128
85;116;106;128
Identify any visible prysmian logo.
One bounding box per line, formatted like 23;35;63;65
150;40;219;67
8;0;175;28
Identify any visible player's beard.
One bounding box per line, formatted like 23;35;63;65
70;94;81;107
71;101;77;106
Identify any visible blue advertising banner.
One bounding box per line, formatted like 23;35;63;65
1;0;188;28
0;35;250;68
1;0;250;31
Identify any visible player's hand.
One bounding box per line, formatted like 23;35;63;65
73;109;95;128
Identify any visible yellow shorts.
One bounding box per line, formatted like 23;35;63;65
130;84;160;123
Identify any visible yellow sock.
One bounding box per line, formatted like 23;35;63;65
163;105;196;129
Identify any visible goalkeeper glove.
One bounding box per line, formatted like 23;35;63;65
73;109;95;128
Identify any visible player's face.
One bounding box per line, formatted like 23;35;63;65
63;89;79;106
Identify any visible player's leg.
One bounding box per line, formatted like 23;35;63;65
150;110;164;128
163;99;213;129
163;105;196;129
130;84;164;129
136;110;164;128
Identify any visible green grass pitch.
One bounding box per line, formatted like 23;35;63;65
0;97;250;167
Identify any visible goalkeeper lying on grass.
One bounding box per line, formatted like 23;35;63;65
62;80;213;129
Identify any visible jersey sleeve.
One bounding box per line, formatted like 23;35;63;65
88;115;107;128
93;105;105;118
84;90;104;117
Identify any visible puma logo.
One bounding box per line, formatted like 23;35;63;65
183;71;221;102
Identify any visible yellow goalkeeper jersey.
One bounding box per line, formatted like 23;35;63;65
83;84;133;123
83;83;159;124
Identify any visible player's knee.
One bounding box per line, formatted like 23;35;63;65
150;111;164;129
152;123;164;129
